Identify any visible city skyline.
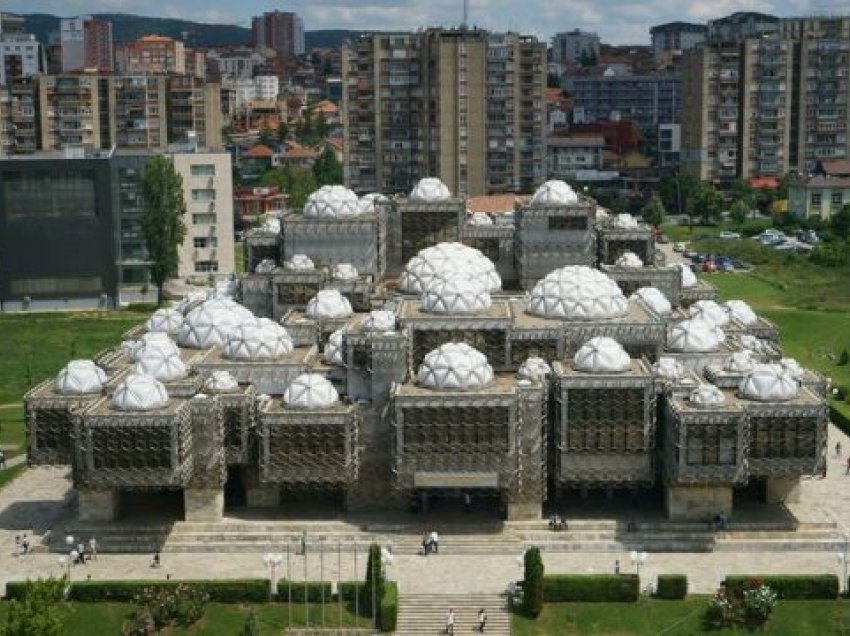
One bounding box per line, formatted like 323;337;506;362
4;0;850;45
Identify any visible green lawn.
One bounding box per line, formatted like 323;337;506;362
234;241;245;274
513;598;850;635
0;405;25;459
662;218;773;243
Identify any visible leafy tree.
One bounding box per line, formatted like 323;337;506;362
730;200;749;226
658;173;699;216
315;113;330;140
260;165;317;211
258;126;277;149
688;182;724;225
610;196;630;216
4;577;67;636
312;146;343;186
141;156;187;305
277;121;290;143
362;543;385;620
728;179;754;207
830;204;850;240
521;547;544;618
641;195;666;227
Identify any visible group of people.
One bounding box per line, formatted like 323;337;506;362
445;608;487;633
421;530;439;555
548;514;567;531
73;538;98;564
13;534;30;556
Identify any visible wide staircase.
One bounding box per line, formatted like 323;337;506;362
396;593;511;636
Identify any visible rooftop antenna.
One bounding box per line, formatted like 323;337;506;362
462;0;468;29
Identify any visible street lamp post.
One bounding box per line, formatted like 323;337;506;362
263;552;283;598
630;551;648;579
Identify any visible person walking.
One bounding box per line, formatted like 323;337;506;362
445;608;455;635
837;441;843;458
845;454;850;476
0;449;6;470
88;537;98;561
615;559;621;574
422;533;430;556
430;530;439;554
477;608;487;632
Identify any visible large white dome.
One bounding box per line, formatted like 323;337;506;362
332;263;359;281
653;356;684;380
410;177;451;202
363;310;395;332
631;287;671;315
615;251;644;268
54;360;107;395
517;357;552;382
178;300;254;349
739;364;800;401
223;322;294;360
323;328;345;366
422;276;492;314
174;291;207;315
612;213;639;229
668;318;725;353
111;373;169;411
282;373;339;408
132;334;180;362
531;180;579;205
146;308;184;335
725;299;758;326
723;350;754;374
526;266;628;320
306;289;353;320
689;300;730;327
357;193;388;215
399;242;501;294
417;343;494;390
204;370;239;393
134;347;188;382
690;384;726;407
679;263;697;288
284;254;315;270
573;337;630;373
303;185;360;218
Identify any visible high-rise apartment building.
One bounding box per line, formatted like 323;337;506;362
551;30;600;65
115;35;186;75
60;16;113;72
251;11;305;57
0;33;46;86
649;22;706;64
342;28;546;197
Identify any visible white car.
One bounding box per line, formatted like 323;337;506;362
673;242;687;253
718;231;741;239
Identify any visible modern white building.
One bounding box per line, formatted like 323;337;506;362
0;33;45;86
208;48;267;79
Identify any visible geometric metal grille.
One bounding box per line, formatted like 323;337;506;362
749;417;818;459
565;388;648;452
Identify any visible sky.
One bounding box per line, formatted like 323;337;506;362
5;0;850;45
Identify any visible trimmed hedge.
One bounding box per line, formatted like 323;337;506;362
379;581;398;633
543;574;639;602
4;581;32;601
67;579;270;603
338;581;364;603
276;580;332;603
724;575;839;600
655;574;688;599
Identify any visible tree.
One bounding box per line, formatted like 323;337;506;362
362;543;385;621
258;126;276;149
261;165;318;211
688;182;724;225
728;179;754;208
141;156;187;305
521;547;544;618
610;196;630;216
641;195;666;227
4;577;67;636
312;146;343;186
277;120;290;143
830;204;850;240
658;173;698;216
730;200;749;226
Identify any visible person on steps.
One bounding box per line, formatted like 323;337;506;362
478;608;487;632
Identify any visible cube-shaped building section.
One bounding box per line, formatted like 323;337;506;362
596;214;655;265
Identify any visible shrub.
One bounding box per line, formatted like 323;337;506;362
379;581;398;633
361;543;385;618
724;575;838;600
130;584;209;630
742;585;778;624
67;579;269;603
3;577;68;636
841;349;850;366
276;581;333;603
704;589;736;629
522;547;545;618
337;581;364;603
655;574;687;599
543;574;640;602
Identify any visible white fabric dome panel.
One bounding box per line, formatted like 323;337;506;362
134;348;188;382
357;193;388;215
689;300;730;327
324;328;345;366
205;370;239;393
631;287;671;315
332;263;359;280
422;276;492;314
146;308;184;335
690;384;726;407
615;251;644;268
468;212;494;226
739;364;800;401
177;300;254;349
399;242;501;294
255;258;277;274
306;289;353;320
112;373;169;411
285;254;315;270
531;180;579;205
223;323;294;360
410;177;451;202
417;343;494;390
303;185;360;218
282;373;339;408
363;310;396;332
725;299;758;326
525;266;628;320
667;318;724;353
517;357;552;382
723;350;754;373
573;336;631;373
679;263;697;288
653;356;684;380
54;360;107;395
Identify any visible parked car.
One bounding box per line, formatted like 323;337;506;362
673;242;687;253
715;256;735;272
683;249;697;260
718;231;741;239
801;230;821;244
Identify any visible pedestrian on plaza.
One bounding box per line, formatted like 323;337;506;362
430;530;439;554
88;537;98;560
477;608;487;632
20;535;29;555
845;455;850;476
836;441;843;458
78;542;87;562
151;552;161;568
445;608;455;635
464;492;472;513
422;533;430;556
300;529;307;555
0;449;6;469
615;559;621;574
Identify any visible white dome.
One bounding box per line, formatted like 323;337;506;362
410;177;451;202
255;258;277;274
531;180;578;205
723;350;754;374
399;242;501;293
689;300;730;327
209;278;239;301
146;308;184;335
596;206;610;220
177;300;254;349
631;287;671;315
332;263;359;281
422;276;492;314
468;211;494;226
363;310;395;332
690;384;726;407
134;346;188;382
174;291;207;315
573;337;630;373
725;300;758;326
526;266;628;320
132;334;180;362
204;370;239;393
111;373;169;411
357;193;388;215
615;251;644;268
739;334;766;353
417;343;494;390
323;328;345;366
679;263;697;288
739;364;800;401
306;289;353;320
54;360;107;395
284;254;315;270
780;357;803;379
282;373;339;408
612;213;639;229
517;357;552;382
668;318;725;353
653;356;684;380
303;185;360;218
223;322;294;360
261;215;281;233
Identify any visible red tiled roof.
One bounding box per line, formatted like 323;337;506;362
284;143;320;159
749;176;779;189
467;194;526;215
820;159;850;177
243;144;274;158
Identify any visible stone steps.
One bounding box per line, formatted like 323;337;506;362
396;593;510;636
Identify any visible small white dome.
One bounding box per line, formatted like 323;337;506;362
631;287;671;315
177;300;254;349
724;350;754;374
209;278;239;301
410;177;451;202
112;373;169;411
146;308;184;335
417;343;494;390
468;211;494;226
690;384;726;407
739;364;800;401
332;263;359;281
573;337;630;373
653;356;684;380
526;266;628;320
363;310;395;332
399;242;501;294
175;291;207;315
615;251;644;268
668;318;725;353
780;357;803;379
134;347;188;382
517;357;552;382
223;322;294;360
596;205;610;220
255;258;277;274
422;276;492;314
54;360;107;395
679;263;697;288
132;334;180;362
306;289;353;320
303;185;360;218
261;216;281;233
285;254;315;270
689;300;730;327
357;193;388;215
204;370;239;393
612;213;639;229
323;328;345;366
282;373;339;408
531;180;579;205
725;299;758;326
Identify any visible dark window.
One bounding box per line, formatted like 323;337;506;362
548;215;587;230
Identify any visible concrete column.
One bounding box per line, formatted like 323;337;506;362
77;489;119;522
665;484;732;521
506;501;542;521
184;489;224;522
766;477;801;504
